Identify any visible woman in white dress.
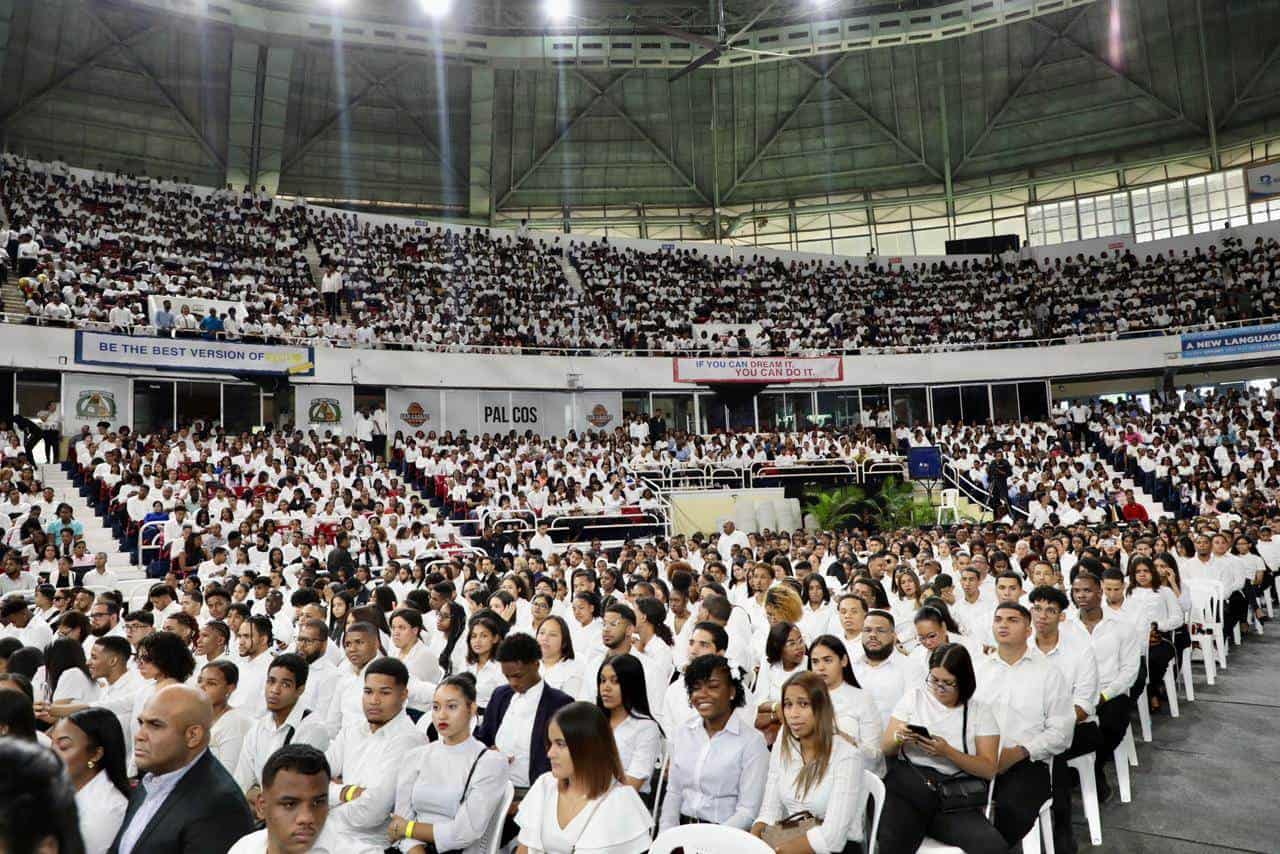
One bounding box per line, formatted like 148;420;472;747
198;659;252;773
425;601;470;678
594;654;661;793
514;701;652;854
50;707;130;854
386;675;511;854
538;615;582;699
390;607;444;684
751;672;867;854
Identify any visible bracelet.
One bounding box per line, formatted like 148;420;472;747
344;786;356;802
404;821;416;840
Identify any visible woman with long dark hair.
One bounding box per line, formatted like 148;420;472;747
43;637;96;704
595;653;662;793
808;634;884;776
513;702;651;854
464;610;507;711
329;590;354;644
50;707;130;854
426;600;468;678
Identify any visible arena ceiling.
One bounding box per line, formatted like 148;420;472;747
1;0;1279;222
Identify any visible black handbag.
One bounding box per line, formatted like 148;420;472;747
902;703;990;814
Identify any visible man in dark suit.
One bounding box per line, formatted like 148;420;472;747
475;632;572;834
110;684;254;854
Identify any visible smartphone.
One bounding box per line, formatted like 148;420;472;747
906;724;932;739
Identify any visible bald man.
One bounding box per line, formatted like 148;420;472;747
109;684;254;854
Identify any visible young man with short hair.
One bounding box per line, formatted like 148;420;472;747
227;744;339;854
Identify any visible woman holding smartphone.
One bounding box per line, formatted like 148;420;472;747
877;643;1005;854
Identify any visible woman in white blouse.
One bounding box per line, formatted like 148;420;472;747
538;615;582;698
391;607;444;685
386;675;511;854
1125;556;1184;712
799;573;834;641
751;672;866;854
426;601;470;678
753;621;809;727
464;611;507;712
50;707;130;854
806;635;884;776
41;637;97;705
514;701;651;854
878;643;1005;853
198;660;253;773
594;654;661;793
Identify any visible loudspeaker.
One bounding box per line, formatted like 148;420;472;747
907;446;943;479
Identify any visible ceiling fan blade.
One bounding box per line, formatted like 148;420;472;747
727;45;796;59
668;46;725;82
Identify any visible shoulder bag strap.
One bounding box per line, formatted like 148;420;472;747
457;748;488;806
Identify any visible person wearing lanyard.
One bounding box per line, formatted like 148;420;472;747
658;654;769;832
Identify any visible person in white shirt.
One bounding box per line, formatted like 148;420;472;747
227;743;346;854
324;657;426;851
50;707;132;854
716;520;751;563
658;654;769;833
230;615;275;717
1069;571;1140;805
197;659;253;775
512;701;652;854
386;674;511;853
878;642;1004;853
851;611;923;728
751;671;867;853
233;653;330;798
1028;586;1100;854
806;634;885;777
976;602;1074;848
594;653;662;793
1;596;53;647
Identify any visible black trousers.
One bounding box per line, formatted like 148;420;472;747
1148;636;1176;695
323;291;339;316
1093;693;1131;790
992;757;1051;847
877;762;1007;854
1051;722;1101;854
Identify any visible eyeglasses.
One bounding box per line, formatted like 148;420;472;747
927;674;958;691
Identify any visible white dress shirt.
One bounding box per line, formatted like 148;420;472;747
658;709;770;831
91;668;144;742
495;678;544;787
76;769;129;854
325;710;427;851
540;657;582;699
756;735;866;853
852;653;925;728
209;706;254;773
890;686;1000;774
1071;611;1141;701
515;773;652;854
229;649;271;716
233;702;330;791
975;650;1074;763
613;713;662;793
829;681;885;776
226;823;345;854
1028;625;1100;720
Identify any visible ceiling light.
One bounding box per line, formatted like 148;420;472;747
545;0;570;23
421;0;451;18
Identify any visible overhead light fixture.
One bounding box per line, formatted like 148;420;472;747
421;0;451;18
545;0;571;23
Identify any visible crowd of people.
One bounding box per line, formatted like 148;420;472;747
5;153;1280;354
0;389;1276;853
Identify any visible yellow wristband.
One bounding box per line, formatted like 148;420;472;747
404;821;416;840
344;786;355;802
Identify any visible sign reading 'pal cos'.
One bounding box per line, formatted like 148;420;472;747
75;331;315;376
673;356;844;384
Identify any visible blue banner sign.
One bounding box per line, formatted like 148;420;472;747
75;331;315;376
1180;323;1280;359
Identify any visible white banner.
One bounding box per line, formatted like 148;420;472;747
442;390;570;435
61;373;132;436
146;294;244;324
571;391;623;433
1246;161;1280;200
75;331;314;376
293;384;355;435
385;388;443;436
673;356;844;384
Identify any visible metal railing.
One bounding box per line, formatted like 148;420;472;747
4;309;1279;359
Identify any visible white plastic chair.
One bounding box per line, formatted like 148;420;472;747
1021;799;1056;854
1136;684;1153;743
1066;753;1104;845
937;488;961;524
478;780;514;854
1115;725;1138;803
1163;657;1180;718
863;769;885;854
650;823;773;854
1179;644;1196;701
649;739;671;834
1187;578;1229;670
